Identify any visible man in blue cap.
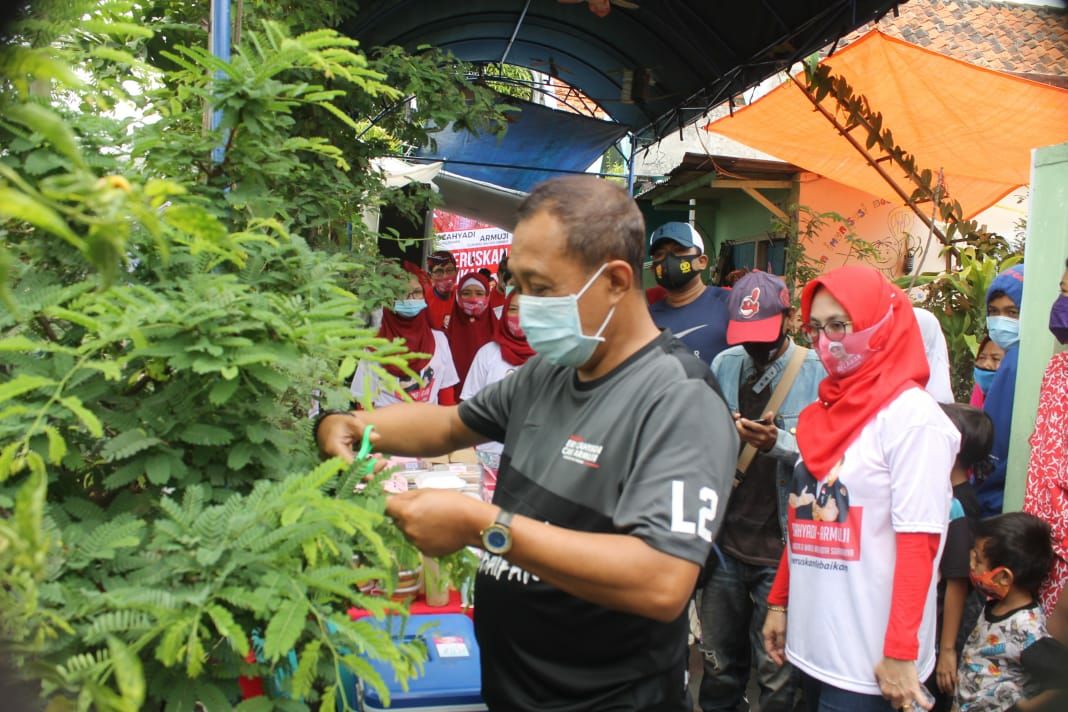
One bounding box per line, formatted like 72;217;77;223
647;222;731;365
980;263;1025;516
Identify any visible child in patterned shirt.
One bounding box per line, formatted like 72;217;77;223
954;512;1054;712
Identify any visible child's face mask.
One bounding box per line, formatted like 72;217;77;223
969;566;1011;601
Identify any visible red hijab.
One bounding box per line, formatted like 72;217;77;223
446;272;498;387
797;265;929;477
494;292;535;366
403;260;432;294
377;264;435;378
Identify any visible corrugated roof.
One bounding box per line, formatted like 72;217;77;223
637;152;800;203
344;0;905;144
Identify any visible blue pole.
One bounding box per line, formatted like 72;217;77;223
210;0;231;164
625;134;637;195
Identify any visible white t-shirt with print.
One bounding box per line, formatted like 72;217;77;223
460;342;521;459
784;387;959;695
351;330;458;408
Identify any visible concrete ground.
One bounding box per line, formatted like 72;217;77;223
687;643;797;712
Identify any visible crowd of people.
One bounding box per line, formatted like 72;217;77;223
323;175;1067;712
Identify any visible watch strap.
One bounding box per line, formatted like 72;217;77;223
494;509;514;529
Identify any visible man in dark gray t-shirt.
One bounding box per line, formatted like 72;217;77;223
318;175;738;712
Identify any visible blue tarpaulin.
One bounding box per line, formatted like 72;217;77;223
415;96;629;193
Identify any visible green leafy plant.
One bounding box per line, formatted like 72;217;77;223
778;205;881;297
1;1;501;707
898;249;1021;401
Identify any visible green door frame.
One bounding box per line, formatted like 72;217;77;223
1003;142;1068;512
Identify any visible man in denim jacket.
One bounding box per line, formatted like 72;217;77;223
698;271;825;712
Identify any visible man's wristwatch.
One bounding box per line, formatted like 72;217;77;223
480;510;514;555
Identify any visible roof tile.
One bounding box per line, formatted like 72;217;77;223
842;0;1068;79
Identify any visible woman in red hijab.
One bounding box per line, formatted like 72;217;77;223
761;266;958;712
459;291;534;501
351;264;459;407
444;271;498;392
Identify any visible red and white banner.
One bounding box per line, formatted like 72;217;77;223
432;210;512;275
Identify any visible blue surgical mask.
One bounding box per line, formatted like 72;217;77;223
973;366;996;394
393;298;427;318
518;264;615;368
986;315;1020;350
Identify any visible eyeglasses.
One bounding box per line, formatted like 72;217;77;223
802;320;852;342
430;266;457;278
403;289;424;300
803;305;893;343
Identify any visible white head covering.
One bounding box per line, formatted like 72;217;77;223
460;276;485;293
913;307;954;403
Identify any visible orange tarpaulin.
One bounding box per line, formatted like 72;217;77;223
706;31;1068;219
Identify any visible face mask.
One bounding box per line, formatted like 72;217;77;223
506;314;524;338
460;296;489;317
743;330;787;366
814;307;893;377
518;263;615;368
973;366;996;393
969;566;1011;601
1049;295;1068;345
432;276;456;294
393;298;427;319
652;253;700;290
986;315;1020;350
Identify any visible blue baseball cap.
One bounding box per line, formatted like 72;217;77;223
649;222;704;254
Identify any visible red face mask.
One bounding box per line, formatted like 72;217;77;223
432;276;456;294
969;566;1011;601
461;296;489;317
506;314;524;337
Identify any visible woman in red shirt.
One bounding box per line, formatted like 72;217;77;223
444;271;498;392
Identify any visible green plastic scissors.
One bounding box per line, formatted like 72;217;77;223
356;424;376;476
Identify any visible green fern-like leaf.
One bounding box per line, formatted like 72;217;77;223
84;611;153;643
263;596;308;662
63;497;103;522
106;635;146;710
60;648;111;681
290;639;321;698
340;653;390;707
177;423;233;446
185;621;206;677
216;586;271;613
180;485;206;520
0;373;55;404
155;619;188;668
321;683;340;712
68;517;146;568
102;429;161;461
205;604;249;657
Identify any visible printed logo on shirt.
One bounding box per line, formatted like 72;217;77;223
394;366;436;403
479;553;540;585
675;324;707;338
560;435;604;468
787;461;863;562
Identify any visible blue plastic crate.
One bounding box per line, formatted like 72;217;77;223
339;613;486;711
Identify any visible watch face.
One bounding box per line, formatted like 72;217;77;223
485;528;509;552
